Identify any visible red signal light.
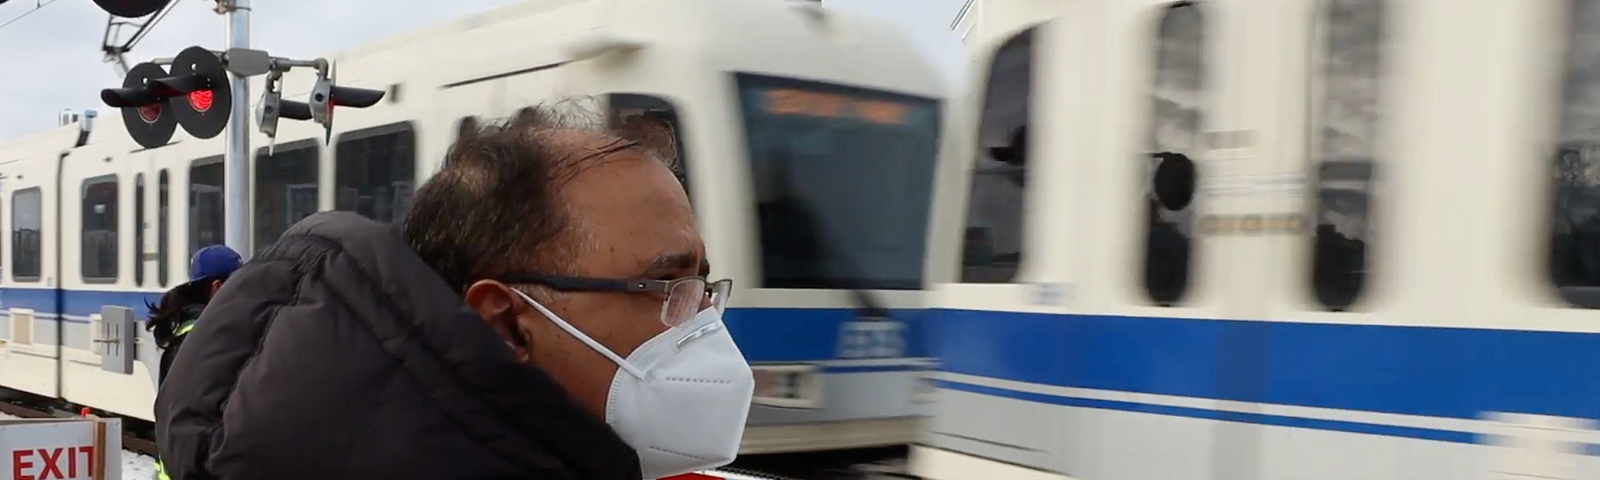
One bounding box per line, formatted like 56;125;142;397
188;90;214;113
137;104;162;124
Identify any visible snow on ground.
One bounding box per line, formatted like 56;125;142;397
2;411;157;479
122;450;158;480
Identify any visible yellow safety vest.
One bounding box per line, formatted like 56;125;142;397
154;321;193;480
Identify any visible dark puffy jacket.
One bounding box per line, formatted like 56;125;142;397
154;212;642;480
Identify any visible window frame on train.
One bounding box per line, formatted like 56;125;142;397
254;139;322;254
335;122;417;223
1140;0;1208;306
158;168;170;287
734;73;943;291
135;173;145;287
1547;0;1600;308
189;156;225;261
1306;0;1387;311
80;173;120;284
11;187;42;283
959;26;1036;285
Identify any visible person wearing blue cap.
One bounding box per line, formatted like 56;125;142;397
145;244;242;480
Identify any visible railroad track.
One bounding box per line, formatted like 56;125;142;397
0;401;158;457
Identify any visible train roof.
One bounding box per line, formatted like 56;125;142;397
4;0;945;156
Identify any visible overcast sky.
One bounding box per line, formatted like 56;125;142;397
0;0;964;140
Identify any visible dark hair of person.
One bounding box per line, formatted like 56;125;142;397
404;100;677;292
144;278;221;349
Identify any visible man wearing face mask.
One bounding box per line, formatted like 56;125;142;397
153;104;756;480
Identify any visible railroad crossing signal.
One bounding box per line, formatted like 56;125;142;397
99;46;229;149
257;63;385;149
98;45;385;150
93;0;172;18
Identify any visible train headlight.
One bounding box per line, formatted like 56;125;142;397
750;364;821;409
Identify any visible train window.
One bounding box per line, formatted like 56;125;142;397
335;123;416;223
81;174;119;283
255;141;321;254
456;116;478;144
1309;0;1385;310
135;173;145;287
189;156;225;259
11;188;39;282
961;27;1035;284
608;94;690;194
158;169;169;287
1141;2;1208;306
733;73;942;290
1550;0;1600;307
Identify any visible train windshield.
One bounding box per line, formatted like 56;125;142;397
734;73;942;290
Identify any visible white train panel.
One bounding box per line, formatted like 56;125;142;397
921;0;1600;478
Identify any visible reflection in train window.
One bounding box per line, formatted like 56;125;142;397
1309;0;1385;310
189;156;225;259
734;73;942;290
11;188;40;282
1143;2;1206;306
961;27;1034;284
135;173;145;287
1551;0;1600;307
255;142;321;254
336;123;416;223
608;94;690;195
81;174;120;283
158;169;169;287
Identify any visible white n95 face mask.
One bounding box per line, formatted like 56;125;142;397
512;290;756;479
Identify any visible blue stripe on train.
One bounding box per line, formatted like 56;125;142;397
934;309;1600;436
0;287;934;365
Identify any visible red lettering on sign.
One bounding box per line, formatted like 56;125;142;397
77;445;94;477
12;449;35;480
8;446;95;480
36;448;63;479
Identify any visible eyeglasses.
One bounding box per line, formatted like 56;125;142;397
497;274;733;328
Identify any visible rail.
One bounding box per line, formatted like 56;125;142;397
0;401;158;456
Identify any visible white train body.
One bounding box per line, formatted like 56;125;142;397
914;0;1600;479
0;0;946;454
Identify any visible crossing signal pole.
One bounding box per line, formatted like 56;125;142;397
93;0;385;260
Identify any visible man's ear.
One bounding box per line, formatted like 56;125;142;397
465;280;531;352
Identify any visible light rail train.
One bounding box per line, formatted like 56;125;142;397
0;0;944;455
913;0;1600;479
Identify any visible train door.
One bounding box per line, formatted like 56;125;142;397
0;153;57;399
1110;1;1271;478
1191;0;1287;478
132;152;159;293
1244;0;1391;477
